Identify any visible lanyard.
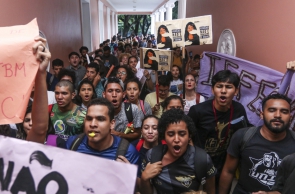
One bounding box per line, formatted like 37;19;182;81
212;100;233;147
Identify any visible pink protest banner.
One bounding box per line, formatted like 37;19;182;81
0;19;39;124
0;136;138;193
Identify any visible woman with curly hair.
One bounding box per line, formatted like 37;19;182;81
113;65;135;84
157;25;172;49
184;22;200;45
141;109;216;194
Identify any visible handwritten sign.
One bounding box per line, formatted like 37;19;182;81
0;136;137;193
198;52;295;130
0;19;39;124
155;15;212;49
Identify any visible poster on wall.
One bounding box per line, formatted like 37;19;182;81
140;48;173;71
155;15;212;49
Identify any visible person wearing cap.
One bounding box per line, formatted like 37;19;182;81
103;77;144;142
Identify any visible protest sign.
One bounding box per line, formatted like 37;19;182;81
0;19;39;124
198;52;295;129
140;48;173;71
155;15;212;49
0;136;138;194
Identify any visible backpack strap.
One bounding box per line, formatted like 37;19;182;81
239;126;259;152
289;130;295;140
150;144;167;163
194;146;208;185
70;133;86;151
136;138;145;151
46;135;58;147
116;138;130;159
124;102;133;123
196;93;200;104
140;100;146;115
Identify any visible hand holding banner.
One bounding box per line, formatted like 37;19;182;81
0;19;39;124
0;136;138;193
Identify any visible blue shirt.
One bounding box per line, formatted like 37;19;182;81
66;135;141;172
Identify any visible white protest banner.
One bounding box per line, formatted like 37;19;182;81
0;136;137;193
140;48;173;71
155;15;212;49
0;19;39;124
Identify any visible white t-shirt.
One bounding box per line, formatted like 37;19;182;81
170;79;183;95
184;95;205;115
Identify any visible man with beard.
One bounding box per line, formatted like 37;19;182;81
219;93;295;194
188;70;251;188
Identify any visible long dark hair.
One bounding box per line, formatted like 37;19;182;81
144;49;156;64
157;25;169;43
73;79;97;106
184;22;197;41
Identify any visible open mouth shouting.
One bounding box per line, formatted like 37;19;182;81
173;145;181;154
219;96;227;103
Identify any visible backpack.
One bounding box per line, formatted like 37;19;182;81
150;144;208;185
124;102;133;124
180;93;201;104
239;126;295;151
69;133;130;159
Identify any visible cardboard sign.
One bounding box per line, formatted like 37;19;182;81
198;52;295;130
140;48;173;71
155;15;212;49
0;136;137;193
0;19;39;124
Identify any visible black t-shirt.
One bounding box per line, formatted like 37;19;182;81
272;152;295;194
142;145;217;194
131;139;149;162
227;128;295;193
187;99;251;177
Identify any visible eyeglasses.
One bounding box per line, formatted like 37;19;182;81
159;89;169;94
117;71;127;75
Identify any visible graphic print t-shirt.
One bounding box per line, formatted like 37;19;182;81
142;145;217;194
227;128;295;193
50;104;86;140
187;99;250;176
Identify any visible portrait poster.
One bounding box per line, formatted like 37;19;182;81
155;15;212;49
140;48;173;71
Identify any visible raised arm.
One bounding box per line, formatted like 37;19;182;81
26;37;51;143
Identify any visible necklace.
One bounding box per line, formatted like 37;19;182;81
212;100;233;147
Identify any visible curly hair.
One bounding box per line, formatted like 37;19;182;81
158;109;196;142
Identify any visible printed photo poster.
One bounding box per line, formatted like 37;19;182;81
155;19;183;49
140;48;173;71
155;15;212;49
182;15;212;46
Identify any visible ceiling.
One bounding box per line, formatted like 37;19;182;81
107;0;168;14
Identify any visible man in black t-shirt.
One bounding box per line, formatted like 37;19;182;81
141;109;216;194
219;93;295;194
188;70;251;187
